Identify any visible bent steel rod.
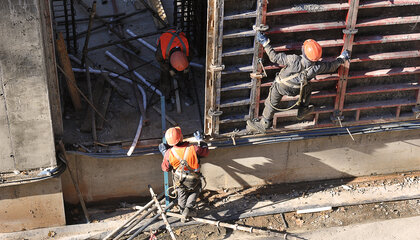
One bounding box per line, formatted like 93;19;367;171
103;192;165;240
127;201;175;240
165;212;272;235
88;31;161;52
56;65;110;126
113;198;166;240
149;185;176;240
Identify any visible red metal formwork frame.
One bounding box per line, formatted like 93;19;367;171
205;0;420;137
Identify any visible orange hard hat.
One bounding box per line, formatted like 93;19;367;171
170;50;189;71
303;39;322;61
165;127;183;146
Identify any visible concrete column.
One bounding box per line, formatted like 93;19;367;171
0;0;66;232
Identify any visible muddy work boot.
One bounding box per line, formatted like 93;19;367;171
181;207;191;223
297;105;314;120
246;117;272;134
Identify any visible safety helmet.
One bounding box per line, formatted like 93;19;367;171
170;50;189;71
303;39;322;61
165;127;183;146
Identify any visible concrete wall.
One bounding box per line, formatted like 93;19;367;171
0;178;66;233
0;0;66;233
0;0;56;171
62;128;420;204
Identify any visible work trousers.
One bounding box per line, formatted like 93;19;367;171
177;181;202;210
159;63;191;102
262;81;312;121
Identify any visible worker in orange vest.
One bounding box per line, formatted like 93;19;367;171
159;127;209;222
247;32;350;134
155;29;193;111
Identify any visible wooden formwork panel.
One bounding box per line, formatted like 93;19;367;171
205;0;420;136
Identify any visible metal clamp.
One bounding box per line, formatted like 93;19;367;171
413;105;420;119
209;64;225;72
330;110;344;123
208;108;223;117
250;73;264;79
342;29;358;35
253;24;269;32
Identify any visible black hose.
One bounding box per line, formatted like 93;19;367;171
71;120;420;157
0;155;67;187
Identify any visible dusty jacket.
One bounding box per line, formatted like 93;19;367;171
264;44;344;86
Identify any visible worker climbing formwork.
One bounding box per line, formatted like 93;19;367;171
156;29;195;112
247;31;350;134
159;127;209;222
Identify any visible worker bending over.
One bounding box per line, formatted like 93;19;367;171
247;32;350;134
159;127;209;222
156;29;194;111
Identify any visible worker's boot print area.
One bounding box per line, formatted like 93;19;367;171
246;117;272;134
297;105;314;120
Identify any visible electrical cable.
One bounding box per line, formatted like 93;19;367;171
0;154;67;188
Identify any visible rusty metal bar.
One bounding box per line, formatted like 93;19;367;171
81;1;96;66
250;0;268;119
334;0;360;119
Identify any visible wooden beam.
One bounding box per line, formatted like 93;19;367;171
55;32;82;111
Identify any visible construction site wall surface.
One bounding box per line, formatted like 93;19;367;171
0;0;65;233
62;128;420;204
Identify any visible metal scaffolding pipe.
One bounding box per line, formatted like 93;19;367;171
105;51;162;96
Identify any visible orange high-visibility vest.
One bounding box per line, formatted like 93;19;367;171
158;29;189;60
168;145;199;172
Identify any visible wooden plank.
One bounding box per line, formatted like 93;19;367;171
348;66;420;79
346;83;420;95
221;82;252;91
224;11;257;20
343;99;416;111
271;33;420;52
351;50;420;62
220;98;250;108
96;86;112;130
356;15;420;28
223;29;255;39
222;47;254;57
266;0;420;16
55;32;82;111
267;3;349;16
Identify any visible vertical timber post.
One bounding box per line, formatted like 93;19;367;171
204;0;224;136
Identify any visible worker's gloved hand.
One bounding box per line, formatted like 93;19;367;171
158;143;170;156
169;70;176;77
193;130;203;142
256;31;270;47
338;50;350;62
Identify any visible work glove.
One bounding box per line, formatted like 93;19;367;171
256;31;270;47
169;69;176;77
337;50;350;62
193;130;203;142
158;143;170;156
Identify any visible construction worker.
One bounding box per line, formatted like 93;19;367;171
159;127;209;222
247;32;350;134
155;29;194;111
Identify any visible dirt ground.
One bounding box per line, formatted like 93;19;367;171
64;172;420;239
